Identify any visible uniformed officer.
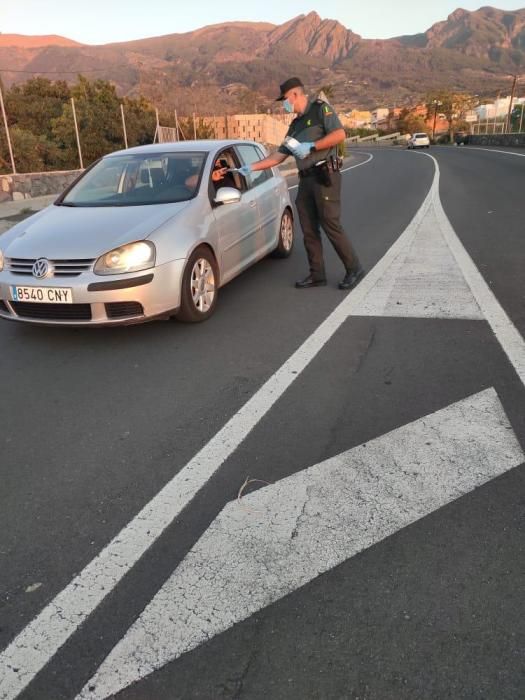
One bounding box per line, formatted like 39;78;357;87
237;77;364;290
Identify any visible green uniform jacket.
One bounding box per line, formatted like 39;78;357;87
278;97;344;171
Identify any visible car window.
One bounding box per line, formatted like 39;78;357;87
60;152;207;207
209;148;243;195
236;144;271;187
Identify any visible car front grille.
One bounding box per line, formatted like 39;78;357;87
105;302;144;319
0;300;9;314
10;302;92;321
8;258;95;277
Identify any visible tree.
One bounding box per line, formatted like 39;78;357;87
397;109;428;136
51;76;142;168
121;96;157;146
6;78;70;141
511;104;524;131
425;91;477;141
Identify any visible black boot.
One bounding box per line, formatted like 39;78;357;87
295;275;327;289
339;265;365;290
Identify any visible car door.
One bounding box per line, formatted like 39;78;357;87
209;148;261;284
235;144;280;253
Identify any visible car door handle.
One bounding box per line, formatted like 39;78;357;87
249;200;257;208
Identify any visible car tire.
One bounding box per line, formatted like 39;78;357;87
176;246;219;323
271;209;295;259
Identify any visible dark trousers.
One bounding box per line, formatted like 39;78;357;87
296;169;359;280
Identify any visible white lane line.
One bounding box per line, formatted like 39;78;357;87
420;151;525;385
78;388;524;699
356;147;525;385
287;152;373;190
462;147;525;158
0;148;421;700
355;197;483;319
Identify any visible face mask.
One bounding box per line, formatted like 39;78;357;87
283;99;294;114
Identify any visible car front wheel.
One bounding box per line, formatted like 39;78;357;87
177;246;219;323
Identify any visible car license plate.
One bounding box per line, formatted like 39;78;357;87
10;286;73;304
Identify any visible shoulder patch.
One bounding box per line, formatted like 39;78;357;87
323;104;334;116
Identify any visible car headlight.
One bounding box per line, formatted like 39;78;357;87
0;249;4;273
94;241;156;276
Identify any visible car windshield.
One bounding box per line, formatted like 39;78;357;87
60;152;208;207
414;134;427;138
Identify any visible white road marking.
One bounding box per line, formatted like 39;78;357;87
78;388;524;699
2;144;524;700
287;152;374;190
462;147;525;158
0;148;417;700
419;151;525;385
356;198;483;319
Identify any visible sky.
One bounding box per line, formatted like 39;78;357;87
2;1;525;44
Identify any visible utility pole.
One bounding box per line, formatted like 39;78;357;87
432;100;442;142
0;80;16;174
506;75;518;132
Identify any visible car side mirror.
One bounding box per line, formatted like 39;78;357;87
214;187;241;206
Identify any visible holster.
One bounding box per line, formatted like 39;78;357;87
315;162;332;187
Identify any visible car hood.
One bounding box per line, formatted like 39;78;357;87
2;202;190;260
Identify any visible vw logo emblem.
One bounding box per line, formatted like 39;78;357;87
32;258;53;279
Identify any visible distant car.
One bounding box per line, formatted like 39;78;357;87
0;140;294;326
455;131;469;146
408;133;430;149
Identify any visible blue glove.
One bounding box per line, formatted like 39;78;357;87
290;142;314;160
232;165;252;178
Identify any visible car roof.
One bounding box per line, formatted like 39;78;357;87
105;140;261;158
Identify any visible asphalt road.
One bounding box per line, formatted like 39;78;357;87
1;146;524;700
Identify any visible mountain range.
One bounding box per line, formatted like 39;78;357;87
0;7;524;113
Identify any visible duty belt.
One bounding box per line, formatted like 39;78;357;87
298;157;341;179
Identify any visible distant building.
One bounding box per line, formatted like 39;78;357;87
475;96;525;121
371;108;389;130
340;110;372;129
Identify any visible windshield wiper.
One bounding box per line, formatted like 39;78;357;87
57;201;78;207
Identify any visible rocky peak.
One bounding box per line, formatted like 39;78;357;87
423;6;525;56
266;13;360;62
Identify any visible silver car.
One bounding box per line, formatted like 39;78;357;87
0;140;295;325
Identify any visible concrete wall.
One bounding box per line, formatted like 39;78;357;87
202;114;294;146
468;134;525;148
0;170;83;202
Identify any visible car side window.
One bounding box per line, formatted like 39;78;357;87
208;148;244;202
236;145;271;188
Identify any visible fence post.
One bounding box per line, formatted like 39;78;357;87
0;83;16;174
193;112;197;140
121;103;128;149
175;110;186;140
153;108;159;143
71;98;84;169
